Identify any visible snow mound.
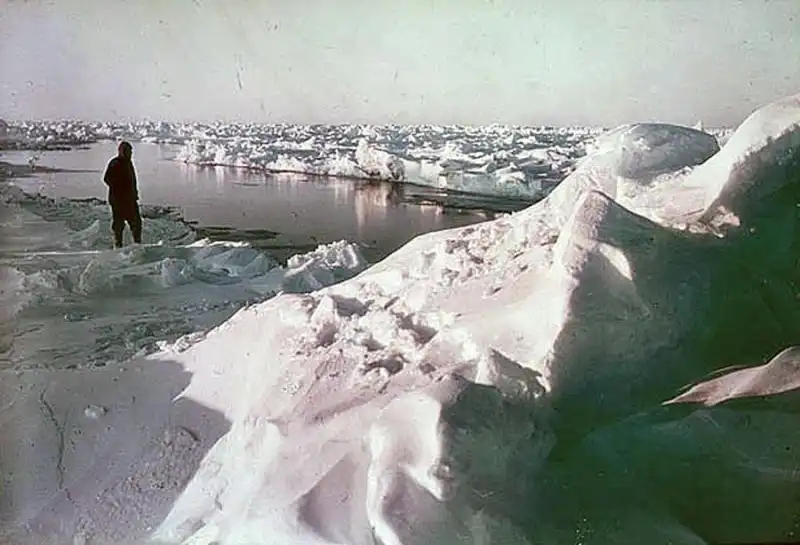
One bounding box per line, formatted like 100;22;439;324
533;122;721;228
282;240;369;293
586;123;719;179
696;93;800;218
4;93;800;545
71;243;283;296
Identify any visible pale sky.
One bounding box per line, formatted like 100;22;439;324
1;0;798;127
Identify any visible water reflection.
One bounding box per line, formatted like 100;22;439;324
331;175;350;211
179;161;197;184
354;182;392;240
417;200;444;219
387;182;404;205
213;165;226;192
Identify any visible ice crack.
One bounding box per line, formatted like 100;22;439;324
39;388;68;496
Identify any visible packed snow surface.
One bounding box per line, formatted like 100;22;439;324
0;97;796;545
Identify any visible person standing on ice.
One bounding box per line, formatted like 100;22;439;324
103;140;142;248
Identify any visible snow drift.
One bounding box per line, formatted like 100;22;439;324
2;93;800;545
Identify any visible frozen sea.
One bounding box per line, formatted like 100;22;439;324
0;139;532;371
7;110;795;545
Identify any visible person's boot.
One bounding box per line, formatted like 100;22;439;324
132;220;142;245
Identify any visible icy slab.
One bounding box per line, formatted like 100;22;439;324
666;346;800;406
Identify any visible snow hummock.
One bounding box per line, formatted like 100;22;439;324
3;94;800;545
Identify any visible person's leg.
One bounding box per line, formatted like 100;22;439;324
111;206;125;248
128;204;142;244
